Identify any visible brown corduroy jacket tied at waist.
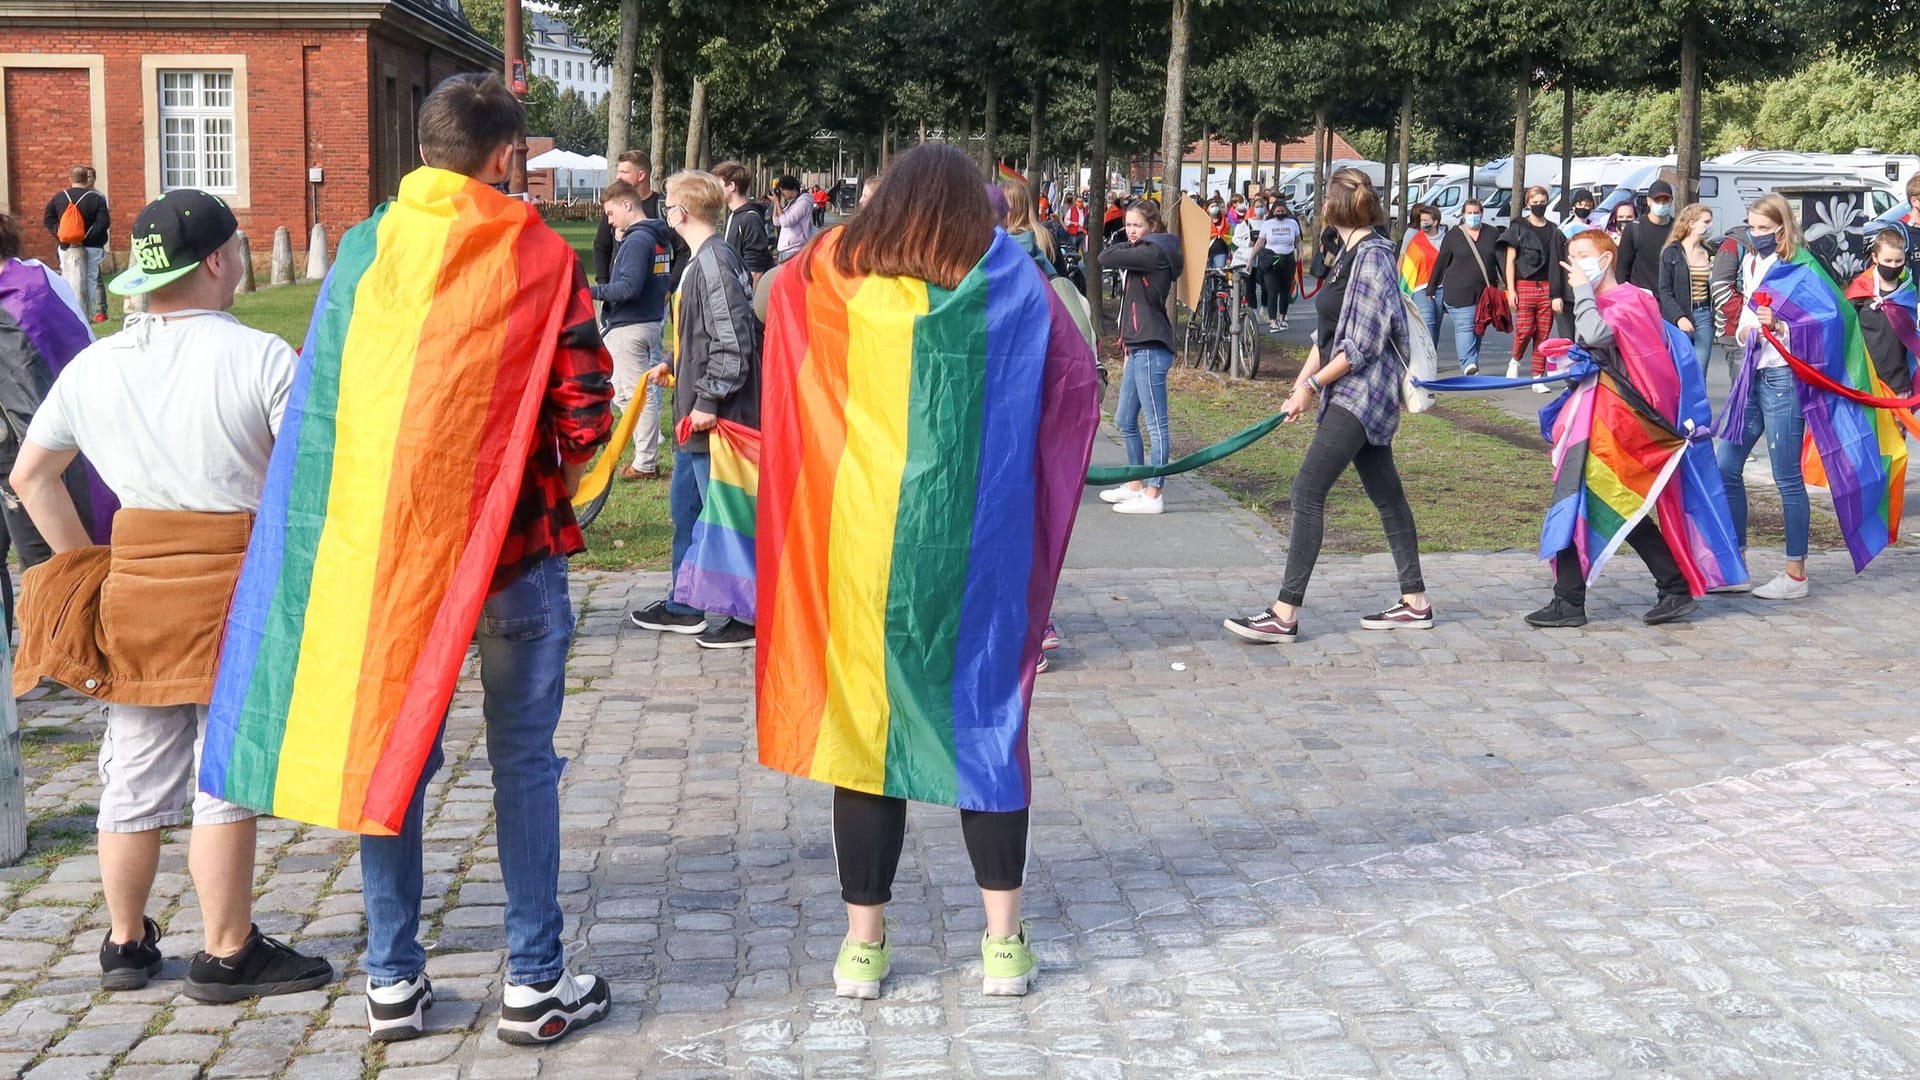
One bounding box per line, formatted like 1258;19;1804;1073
13;509;253;705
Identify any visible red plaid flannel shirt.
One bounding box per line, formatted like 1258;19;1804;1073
492;261;614;594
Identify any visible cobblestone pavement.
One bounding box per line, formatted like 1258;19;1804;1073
6;493;1920;1077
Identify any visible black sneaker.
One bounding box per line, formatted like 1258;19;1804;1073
695;619;755;650
1523;598;1589;628
1642;594;1699;625
497;968;610;1045
1360;601;1434;630
101;916;163;991
629;600;707;635
183;925;335;1003
366;974;433;1042
1223;608;1298;644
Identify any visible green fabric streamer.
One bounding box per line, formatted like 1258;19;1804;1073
1084;412;1289;485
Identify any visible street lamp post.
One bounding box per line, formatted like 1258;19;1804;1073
504;0;529;194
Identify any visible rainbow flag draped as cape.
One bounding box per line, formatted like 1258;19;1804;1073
673;418;759;621
756;229;1099;812
1540;285;1744;594
202;168;589;835
1720;253;1906;572
0;259;116;541
1399;230;1438;294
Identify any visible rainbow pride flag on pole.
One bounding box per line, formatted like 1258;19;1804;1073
1722;253;1906;571
202;168;590;835
1399;230;1438;295
756;229;1099;812
673;418;759;621
1540;285;1744;594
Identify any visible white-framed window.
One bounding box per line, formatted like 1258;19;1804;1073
565;61;573;79
158;70;236;193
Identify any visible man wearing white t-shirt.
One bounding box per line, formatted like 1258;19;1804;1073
10;189;333;1002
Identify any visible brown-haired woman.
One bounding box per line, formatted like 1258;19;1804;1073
1225;167;1430;643
772;142;1100;1001
1096;197;1184;513
1498;183;1566;392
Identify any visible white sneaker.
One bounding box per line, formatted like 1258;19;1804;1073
1113;493;1164;515
366;974;433;1043
1531;383;1550;394
1505;360;1520;379
1461;362;1479;376
1752;571;1809;600
497;968;610;1045
1277;319;1289;331
1098;485;1141;504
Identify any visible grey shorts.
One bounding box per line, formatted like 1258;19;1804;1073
97;703;257;833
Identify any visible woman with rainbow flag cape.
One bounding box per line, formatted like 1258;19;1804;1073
1715;194;1909;597
1524;229;1746;629
756;145;1099;1002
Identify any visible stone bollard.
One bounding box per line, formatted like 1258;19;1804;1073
235;230;257;294
271;226;294;285
305;223;329;281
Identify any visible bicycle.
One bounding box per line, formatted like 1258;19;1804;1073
1181;265;1263;379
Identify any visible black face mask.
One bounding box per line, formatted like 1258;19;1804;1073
1573;206;1592;220
1527;203;1548;219
1878;262;1905;283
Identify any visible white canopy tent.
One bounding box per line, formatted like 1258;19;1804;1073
527;148;607;202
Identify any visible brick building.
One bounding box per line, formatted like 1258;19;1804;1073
0;0;499;265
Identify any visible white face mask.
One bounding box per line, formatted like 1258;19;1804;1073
1575;256;1609;283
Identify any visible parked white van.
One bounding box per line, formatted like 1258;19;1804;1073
1595;162;1875;236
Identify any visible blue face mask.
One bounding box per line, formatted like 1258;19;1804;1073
1751;232;1778;257
1463;213;1483;228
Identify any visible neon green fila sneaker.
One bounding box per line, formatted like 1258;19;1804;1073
833;934;890;999
981;920;1036;996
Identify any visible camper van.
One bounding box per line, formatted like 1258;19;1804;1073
1713;149;1920;193
1595;161;1875;239
1270;160;1388;223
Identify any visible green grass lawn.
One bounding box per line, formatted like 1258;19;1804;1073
228;281;322;347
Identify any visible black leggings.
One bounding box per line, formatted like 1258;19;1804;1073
1277;403;1424;607
1260;254;1296;320
832;786;1029;906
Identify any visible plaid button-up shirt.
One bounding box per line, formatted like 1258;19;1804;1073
491;261;615;594
1323;236;1410;446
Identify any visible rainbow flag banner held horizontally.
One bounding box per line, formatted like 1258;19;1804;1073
201;168;587;835
673;417;759;621
756;229;1100;812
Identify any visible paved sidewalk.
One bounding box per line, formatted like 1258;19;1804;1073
5;448;1920;1079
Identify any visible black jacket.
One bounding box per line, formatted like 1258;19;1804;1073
723;204;774;275
672;236;760;453
42;188;110;249
1855;280;1914;395
1099;233;1184;353
1426;224;1502;309
1655;244;1708;326
1617;217;1673;291
595;190;689;289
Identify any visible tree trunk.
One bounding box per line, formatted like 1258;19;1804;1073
606;0;640;159
1228;140;1239;196
1676;15;1702;200
982;78;1000;177
1270;122;1283;196
648;37;667;171
1199;128;1211;199
881;119;891;170
1395;80;1412;243
1088;40;1114;331
918;118;927;145
1512;71;1532;203
1248;117;1260;191
1159;0;1192;215
1560;76;1575;210
1312;108;1327;226
1028;78;1045;184
684;77;706;171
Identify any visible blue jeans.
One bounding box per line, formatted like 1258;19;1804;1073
361;554;572;987
1685;305;1716;381
1445;303;1482;373
1115;346;1173;487
665;448;712;616
1715;366;1809;560
1410;289;1442;345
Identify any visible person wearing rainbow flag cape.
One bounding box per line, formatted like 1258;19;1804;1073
196;75;615;1045
756;145;1099;1002
1851;227;1916;399
1714;194;1910;599
1524;228;1746;628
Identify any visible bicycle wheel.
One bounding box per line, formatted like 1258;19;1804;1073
1182;312;1205;369
1237;313;1263;379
